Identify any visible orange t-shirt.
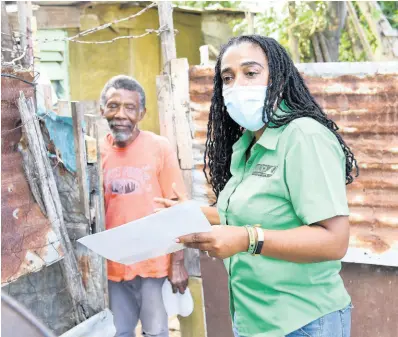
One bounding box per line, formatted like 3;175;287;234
101;131;186;282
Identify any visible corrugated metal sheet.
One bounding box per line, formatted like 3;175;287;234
1;69;63;285
189;62;398;267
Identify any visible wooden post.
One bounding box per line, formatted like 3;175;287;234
158;1;177;74
1;2;13;63
157;3;207;336
199;45;209;66
68;102;108;313
93;122;109;307
246;11;255;34
18;93;89;324
71;102;90;221
17;1;33;67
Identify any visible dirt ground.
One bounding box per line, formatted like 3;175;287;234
135;315;180;337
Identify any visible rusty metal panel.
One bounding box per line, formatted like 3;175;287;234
189;62;398;267
1;69;63;285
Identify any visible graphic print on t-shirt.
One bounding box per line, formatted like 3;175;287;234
104;165;153;195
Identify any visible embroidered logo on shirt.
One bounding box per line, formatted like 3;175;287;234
252;164;278;177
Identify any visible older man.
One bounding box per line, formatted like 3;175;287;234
100;75;188;337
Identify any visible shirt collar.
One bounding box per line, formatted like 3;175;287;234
257;125;285;150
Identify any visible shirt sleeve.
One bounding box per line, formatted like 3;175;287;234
285;127;349;225
159;139;187;199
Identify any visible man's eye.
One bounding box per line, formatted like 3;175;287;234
108;104;118;109
125;105;136;111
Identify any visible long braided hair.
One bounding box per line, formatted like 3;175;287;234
204;35;359;200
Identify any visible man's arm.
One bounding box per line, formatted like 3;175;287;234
158;139;189;294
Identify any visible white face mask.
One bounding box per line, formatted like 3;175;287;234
223;85;268;131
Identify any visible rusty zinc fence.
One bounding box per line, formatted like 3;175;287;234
1;70;64;285
189;62;398;337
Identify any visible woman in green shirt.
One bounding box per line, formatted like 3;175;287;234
156;35;358;337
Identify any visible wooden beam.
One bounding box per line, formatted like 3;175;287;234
93;122;109;307
199;45;209;66
1;2;14;62
156;74;177;150
18;94;89;324
17;1;33;67
246;12;254;34
71;102;90;221
170;58;194;170
158;1;177;73
85;135;97;164
9;6;81;30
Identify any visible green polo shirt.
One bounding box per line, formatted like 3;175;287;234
217;117;351;337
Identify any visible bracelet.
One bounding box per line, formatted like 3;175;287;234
254;226;264;255
245;225;257;255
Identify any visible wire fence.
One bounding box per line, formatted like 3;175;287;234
1;1;177;47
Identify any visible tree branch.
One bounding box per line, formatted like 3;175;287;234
346;1;375;61
311;34;324;62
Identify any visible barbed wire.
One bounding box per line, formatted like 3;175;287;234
2;46;27;66
70;26;170;45
0;2;177;45
68;1;157;40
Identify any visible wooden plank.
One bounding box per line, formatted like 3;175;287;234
17;1;33;67
18;94;89;323
170;58;194;170
179;277;207;337
158;1;177;73
93;122;109;307
85;135;97;164
156;74;177;150
36;6;81;29
1;2;14;62
39;51;64;62
199;45;209;66
246;11;255;34
71;102;90;221
42;84;53;111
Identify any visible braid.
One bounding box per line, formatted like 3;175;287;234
204;35;359;200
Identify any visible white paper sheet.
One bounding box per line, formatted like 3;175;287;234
77;201;211;265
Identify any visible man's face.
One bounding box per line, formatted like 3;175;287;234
101;88;146;146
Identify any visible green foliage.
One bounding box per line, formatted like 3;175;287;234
378;1;398;29
352;2;378;54
175;1;397;62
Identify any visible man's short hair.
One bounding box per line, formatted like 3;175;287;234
100;75;146;111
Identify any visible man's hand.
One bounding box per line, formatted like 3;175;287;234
154;183;188;212
168;251;189;294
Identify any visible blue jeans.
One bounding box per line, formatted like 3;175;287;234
109;277;169;337
233;304;352;337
